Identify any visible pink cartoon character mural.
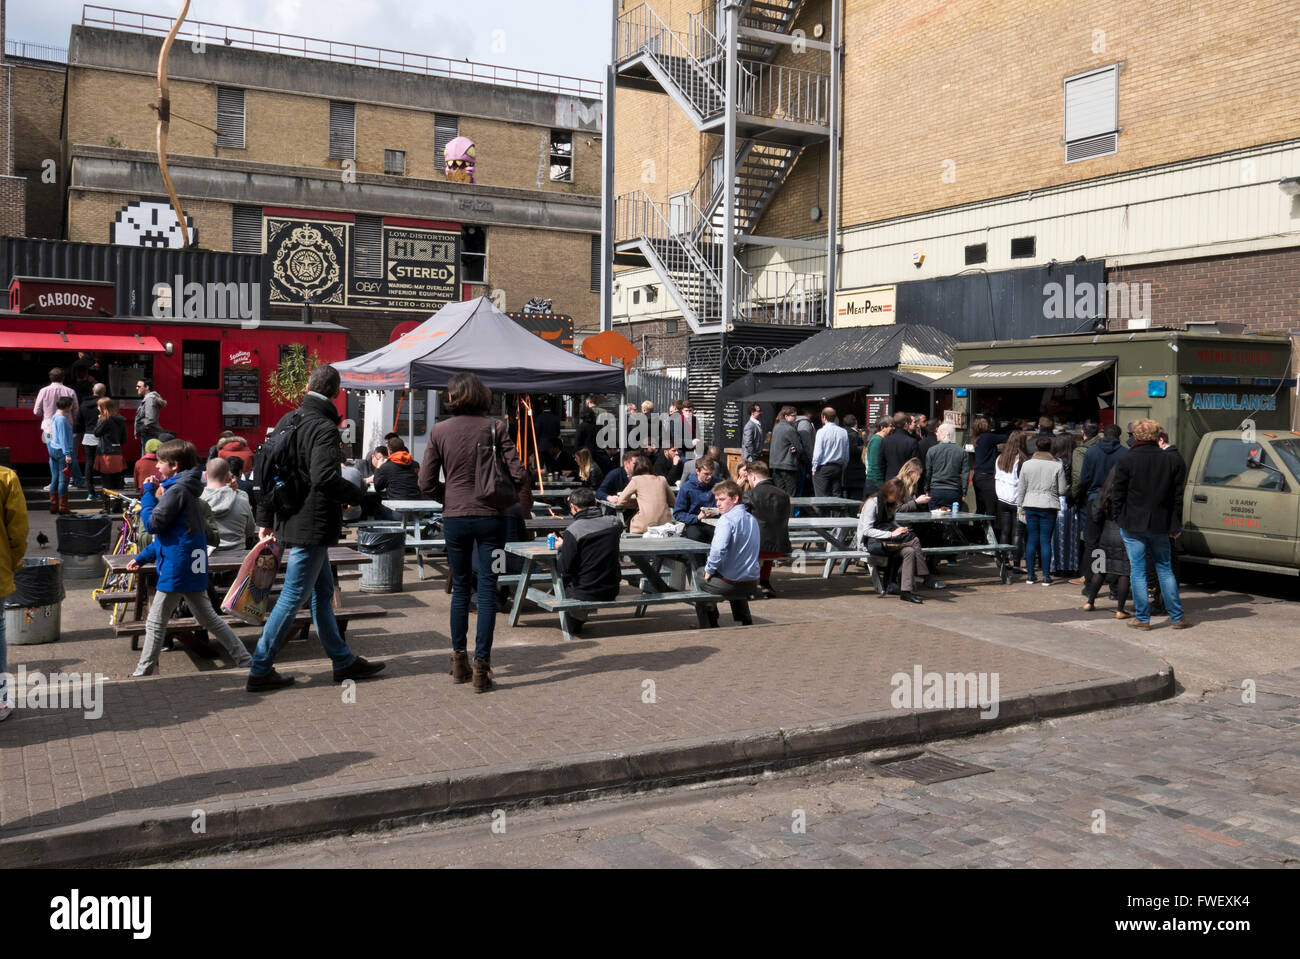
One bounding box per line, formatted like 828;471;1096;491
444;136;476;183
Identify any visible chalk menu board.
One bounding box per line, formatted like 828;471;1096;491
866;394;891;425
721;400;743;444
222;366;261;429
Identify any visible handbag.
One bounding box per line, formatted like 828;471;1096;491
475;419;518;512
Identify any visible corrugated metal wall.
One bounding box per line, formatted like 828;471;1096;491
0;237;268;318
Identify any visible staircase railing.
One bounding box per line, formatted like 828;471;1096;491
617;3;726;120
739;61;830;126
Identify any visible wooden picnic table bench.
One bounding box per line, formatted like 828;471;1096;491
113;604;388;651
504;536;729;641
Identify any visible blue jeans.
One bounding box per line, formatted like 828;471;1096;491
1024;507;1057;580
47;445;69;496
250;546;357;677
1121;530;1183;624
444;515;506;662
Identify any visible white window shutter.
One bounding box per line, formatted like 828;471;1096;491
330;101;356;160
216;87;245;148
1065;66;1117;142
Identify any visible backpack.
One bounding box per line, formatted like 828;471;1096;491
255;411;308;518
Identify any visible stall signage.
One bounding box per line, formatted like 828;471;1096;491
1191;392;1277;411
264;214;460;313
834;286;896;328
222;366;261;429
866;394;891;423
9;278;115;317
227;349;253;366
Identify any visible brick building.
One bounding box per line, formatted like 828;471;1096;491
609;0;1300;364
58;11;605;355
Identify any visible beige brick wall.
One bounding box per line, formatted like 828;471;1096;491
66;68;601;196
488;226;599;330
842;0;1300;226
12;62;68;238
68;190;234;250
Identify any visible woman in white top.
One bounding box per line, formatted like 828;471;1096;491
994;430;1028;574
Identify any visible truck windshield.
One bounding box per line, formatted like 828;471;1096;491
1270;438;1300;481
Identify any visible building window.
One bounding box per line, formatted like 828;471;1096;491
665;318;679;333
589;235;601;292
462;226;487;283
549;129;573;182
216;87;245;149
632;289;640;305
384;149;406;175
180;340;219;389
353;215;383;279
435;114;459;167
232;205;262;253
329;101;355;160
1064;64;1119;162
1010;236;1036;259
964;243;987;265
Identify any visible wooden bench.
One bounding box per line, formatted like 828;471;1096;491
808;542;1016;592
95;590;138;608
114;605;388;651
525;586;733;627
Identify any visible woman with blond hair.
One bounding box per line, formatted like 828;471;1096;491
574;446;604;490
897;457;924;502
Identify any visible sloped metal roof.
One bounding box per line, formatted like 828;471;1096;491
748;324;956;375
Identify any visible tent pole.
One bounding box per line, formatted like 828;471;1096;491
619;391;626;460
407;387;415;451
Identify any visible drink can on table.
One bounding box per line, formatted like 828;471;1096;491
547;533;556;549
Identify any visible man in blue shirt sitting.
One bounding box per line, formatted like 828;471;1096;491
597;450;639;500
674;457;717;542
696;479;760;627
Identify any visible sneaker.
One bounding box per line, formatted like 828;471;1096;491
247;669;296;692
1042;578;1053;587
1025;576;1036;585
0;703;11;722
40;484;51;493
131;663;156;678
333;657;386;683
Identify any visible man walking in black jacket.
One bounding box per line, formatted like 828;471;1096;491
248;365;385;691
1110;418;1189;630
555;488;624;635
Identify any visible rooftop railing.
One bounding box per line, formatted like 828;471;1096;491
81;4;603;99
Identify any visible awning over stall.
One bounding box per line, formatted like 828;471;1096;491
0;332;166;353
928;358;1114;389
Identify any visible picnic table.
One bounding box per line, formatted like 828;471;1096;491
882;510;1014;590
504;536;720;641
789;496;861;515
525;515;574;533
532;487;582;502
102;546;377;649
381;499;444;579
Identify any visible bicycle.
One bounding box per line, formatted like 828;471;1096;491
91;488;144;625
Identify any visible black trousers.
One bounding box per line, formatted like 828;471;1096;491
972;472;997;518
813;463;845;499
697;573;755;625
996;500;1024;565
773;469;799;498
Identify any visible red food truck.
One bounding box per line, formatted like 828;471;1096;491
0;277;348;471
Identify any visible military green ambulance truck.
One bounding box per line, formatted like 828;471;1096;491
931;330;1298;576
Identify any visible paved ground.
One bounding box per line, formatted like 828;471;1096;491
2;500;1295;865
181;668;1300;869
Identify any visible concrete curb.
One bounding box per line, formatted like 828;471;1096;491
0;664;1173;868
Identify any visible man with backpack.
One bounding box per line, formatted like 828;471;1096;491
247;365;385;692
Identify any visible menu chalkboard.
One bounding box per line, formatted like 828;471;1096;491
721;401;742;443
866;394;891;426
222;366;260;430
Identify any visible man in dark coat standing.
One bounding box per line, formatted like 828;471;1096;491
881;411;920;482
248;365;385;691
1110;418;1188;630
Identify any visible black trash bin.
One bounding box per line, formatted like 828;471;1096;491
356;528;407;593
56;513;113;580
4;557;65;645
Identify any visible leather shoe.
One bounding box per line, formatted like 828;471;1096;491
899;591;924;604
334;657;386;683
247;669;296;692
1170;619;1193;630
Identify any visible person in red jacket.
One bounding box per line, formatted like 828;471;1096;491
134;438;163;491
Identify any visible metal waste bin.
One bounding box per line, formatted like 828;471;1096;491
357;527;406;593
4;556;64;645
56;513;112;581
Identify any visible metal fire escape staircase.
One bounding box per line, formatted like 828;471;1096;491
614;1;828;333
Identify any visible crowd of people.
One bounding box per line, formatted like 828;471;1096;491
0;369;1193;718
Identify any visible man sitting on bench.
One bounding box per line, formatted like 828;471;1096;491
555;487;624;635
696;480;760;627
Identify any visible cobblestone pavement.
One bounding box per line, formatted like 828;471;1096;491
180;667;1300;869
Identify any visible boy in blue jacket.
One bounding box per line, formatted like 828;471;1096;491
674;457;718;543
127;440;253;677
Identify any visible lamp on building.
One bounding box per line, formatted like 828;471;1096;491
1279;177;1300;196
164;341;174;356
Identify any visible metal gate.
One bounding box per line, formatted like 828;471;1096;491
625;368;687;417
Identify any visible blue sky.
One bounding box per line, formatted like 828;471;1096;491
8;0;611;86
